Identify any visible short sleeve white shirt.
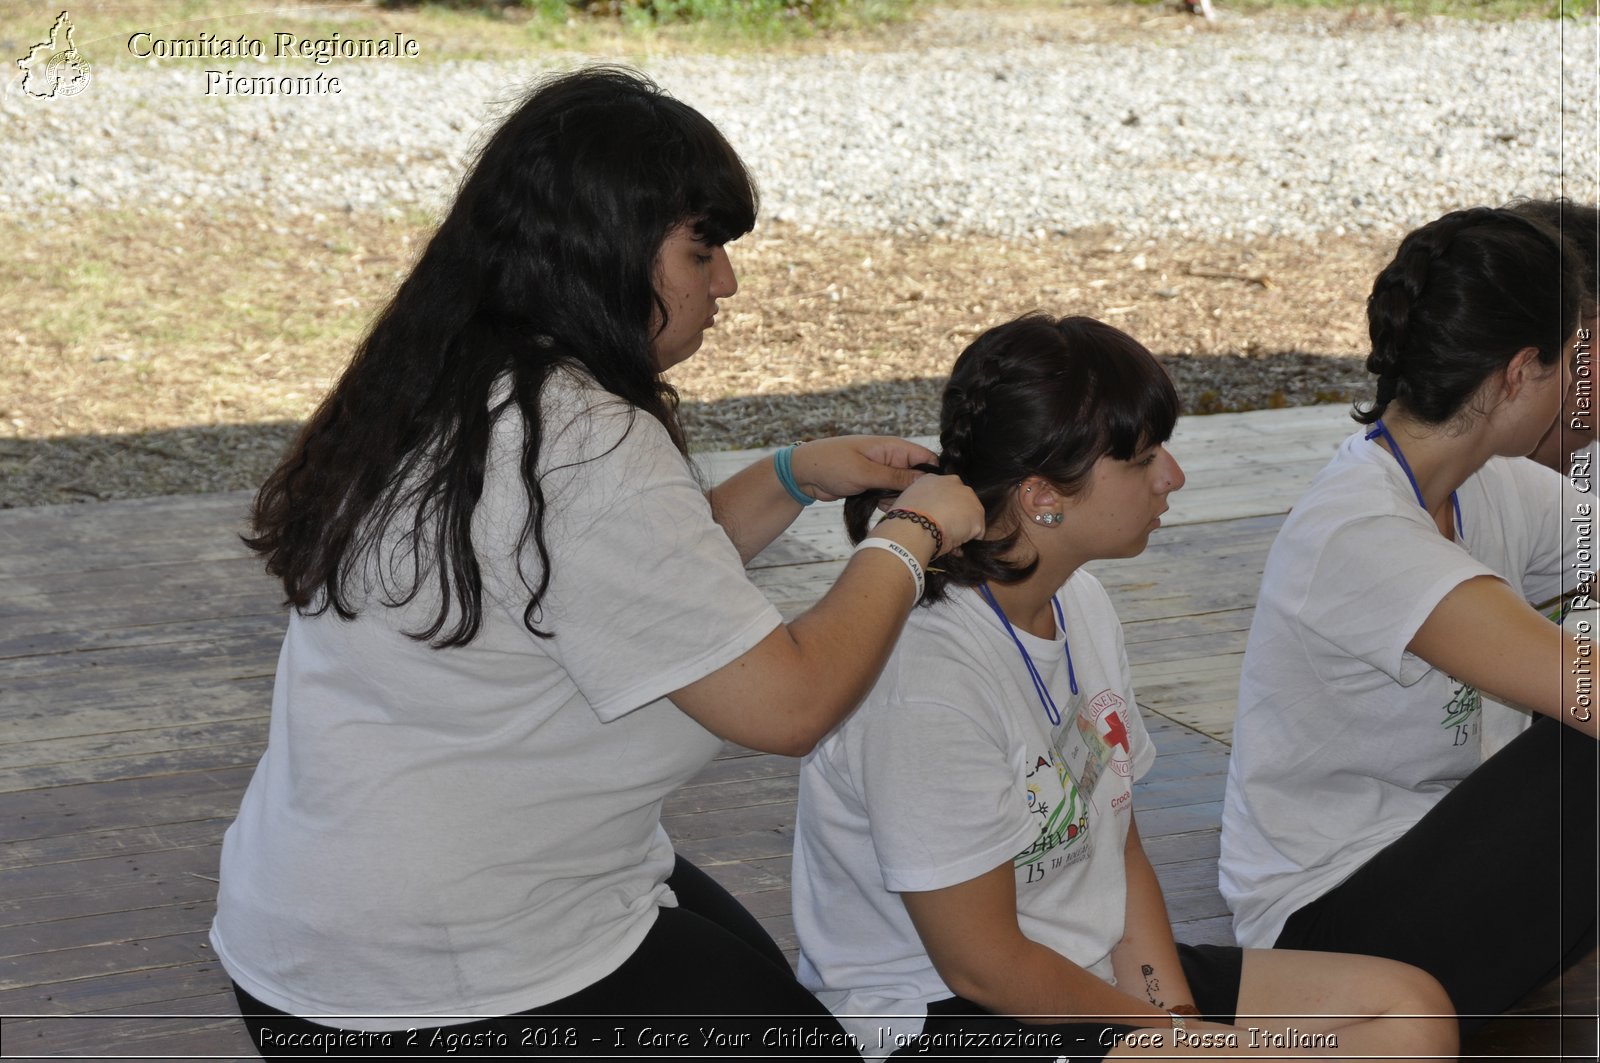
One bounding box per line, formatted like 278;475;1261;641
1219;432;1565;947
211;366;782;1027
792;571;1156;1059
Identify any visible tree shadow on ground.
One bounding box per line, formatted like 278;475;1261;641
0;350;1367;508
676;349;1368;450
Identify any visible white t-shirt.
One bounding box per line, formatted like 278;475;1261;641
792;571;1157;1059
211;366;782;1028
1482;440;1597;759
1219;432;1565;948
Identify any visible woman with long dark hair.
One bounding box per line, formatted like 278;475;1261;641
1219;207;1597;1032
791;314;1457;1060
211;67;982;1056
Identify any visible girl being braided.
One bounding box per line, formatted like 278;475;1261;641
791;313;1457;1060
1219;207;1598;1034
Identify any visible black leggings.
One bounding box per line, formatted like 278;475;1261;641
1276;714;1598;1033
235;855;859;1059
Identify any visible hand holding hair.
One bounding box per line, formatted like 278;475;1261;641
883;472;986;558
786;435;940;502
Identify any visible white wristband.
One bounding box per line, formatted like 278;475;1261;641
853;536;925;605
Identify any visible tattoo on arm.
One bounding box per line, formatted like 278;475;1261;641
1141;963;1166;1009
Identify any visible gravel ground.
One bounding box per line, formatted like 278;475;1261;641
4;10;1594;235
2;6;1596;507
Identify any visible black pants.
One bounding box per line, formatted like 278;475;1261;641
235;855;859;1059
891;943;1242;1061
1276;715;1598;1034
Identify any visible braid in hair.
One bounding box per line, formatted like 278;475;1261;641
1359;208;1484;424
840;346;1028;602
917;343;1038;601
843;313;1178;605
1356;206;1579;426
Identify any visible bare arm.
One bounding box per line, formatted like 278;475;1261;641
1408;575;1597;738
1109;817;1199;1015
669;471;984;756
707;437;937;564
900;860;1176;1027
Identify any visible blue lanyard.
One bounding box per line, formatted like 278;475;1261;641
1365;420;1463;540
976;583;1078;726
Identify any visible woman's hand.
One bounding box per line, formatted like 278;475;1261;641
790;437;986;555
788;436;936;501
887;472;987;558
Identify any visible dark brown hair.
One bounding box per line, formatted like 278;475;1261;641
247;67;757;646
1357;206;1580;426
845;314;1178;602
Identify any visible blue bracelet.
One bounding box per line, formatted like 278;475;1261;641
773;443;815;507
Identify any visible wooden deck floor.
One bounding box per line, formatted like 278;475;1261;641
2;406;1593;1059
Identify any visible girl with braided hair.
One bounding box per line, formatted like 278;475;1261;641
791;314;1456;1060
1219;207;1597;1032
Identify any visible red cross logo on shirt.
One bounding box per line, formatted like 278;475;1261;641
1101;710;1130;754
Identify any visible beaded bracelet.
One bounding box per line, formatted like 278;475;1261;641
773;443;815;507
853;537;925;605
879;508;944;559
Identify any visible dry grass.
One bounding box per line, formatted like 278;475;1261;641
0;200;1389;507
3;0;1434;507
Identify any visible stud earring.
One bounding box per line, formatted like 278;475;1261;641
1033;513;1062;527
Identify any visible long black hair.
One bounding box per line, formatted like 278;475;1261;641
246;67;758;646
1356;206;1581;426
845;314;1178;603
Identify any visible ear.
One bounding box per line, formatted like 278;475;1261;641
1501;345;1546;402
1017;476;1065;523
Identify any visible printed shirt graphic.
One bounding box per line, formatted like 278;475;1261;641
792;571;1156;1060
1440;676;1481;748
1018;743;1083;867
1015;687;1134;876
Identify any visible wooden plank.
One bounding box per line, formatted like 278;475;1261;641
661;773;804;817
686;855;794;899
0;847;222;927
2;1009;256;1061
0;718;267;774
0;679;275;742
0;819;235;875
672;828;798;867
0;739;264;796
676;755;800;791
3;769;254;845
2;407;1585;1061
0;962;234;1015
0;610;284;661
0;565;274;629
1144;700;1242;745
0;492;255;578
1;901;221;967
0;928;213;992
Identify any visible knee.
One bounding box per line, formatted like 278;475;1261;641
1381;963;1458;1055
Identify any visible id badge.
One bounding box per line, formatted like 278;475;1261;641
1052;695;1115;809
